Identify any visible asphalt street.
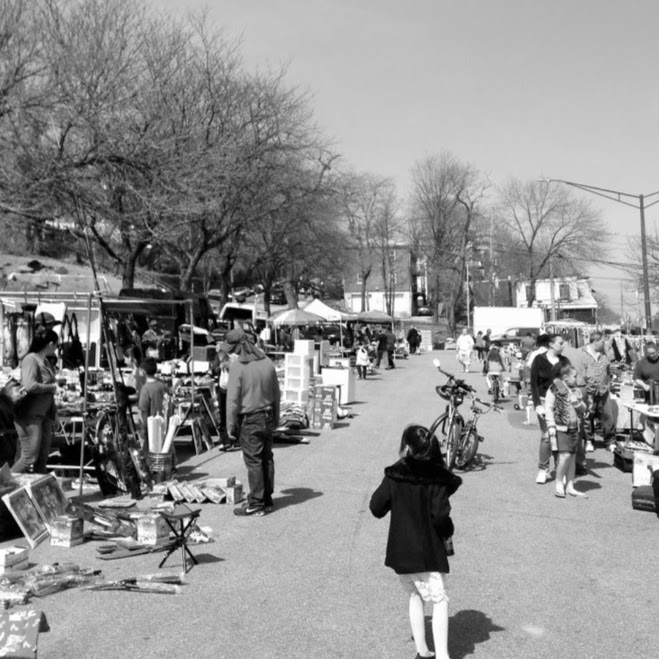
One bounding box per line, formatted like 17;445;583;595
11;350;659;658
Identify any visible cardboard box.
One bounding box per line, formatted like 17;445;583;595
0;546;29;573
50;515;84;548
136;514;169;546
206;477;235;488
632;452;659;488
224;484;243;505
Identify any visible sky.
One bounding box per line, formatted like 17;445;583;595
155;0;659;320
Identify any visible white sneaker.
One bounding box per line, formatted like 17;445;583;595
607;443;616;453
536;469;548;484
585;441;595;453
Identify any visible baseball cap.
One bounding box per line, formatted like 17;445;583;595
34;312;61;328
219;328;247;354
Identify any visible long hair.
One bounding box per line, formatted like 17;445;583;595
399;424;443;463
28;329;59;354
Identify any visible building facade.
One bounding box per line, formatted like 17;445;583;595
515;277;598;323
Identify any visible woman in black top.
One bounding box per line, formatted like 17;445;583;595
530;334;569;484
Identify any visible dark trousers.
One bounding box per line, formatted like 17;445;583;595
584;391;616;447
375;350;385;368
239;408;275;509
386;349;395;368
357;365;367;379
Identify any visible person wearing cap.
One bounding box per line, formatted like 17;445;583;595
141;319;163;356
34;312;61;336
223;328;280;517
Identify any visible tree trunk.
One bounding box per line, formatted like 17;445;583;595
178;246;205;292
360;272;370;312
121;242;148;289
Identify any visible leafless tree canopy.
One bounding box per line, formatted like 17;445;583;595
496;179;610;306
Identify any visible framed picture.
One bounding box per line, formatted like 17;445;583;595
191;420;203;456
2;487;48;548
28;474;69;530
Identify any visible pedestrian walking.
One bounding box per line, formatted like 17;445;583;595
385;327;397;369
455;328;474;373
407;326;421;355
223;328;280;516
370;425;462;659
355;340;370;379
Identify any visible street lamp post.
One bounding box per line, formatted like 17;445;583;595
539;178;659;331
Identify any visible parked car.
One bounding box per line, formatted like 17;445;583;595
490;327;540;346
268;287;287;305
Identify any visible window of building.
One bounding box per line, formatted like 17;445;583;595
559;283;570;301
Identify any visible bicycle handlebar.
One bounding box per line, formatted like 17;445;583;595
434;364;476;393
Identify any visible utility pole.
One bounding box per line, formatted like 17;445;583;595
465;242;472;330
549;257;556;322
540;178;658;331
489;215;495;306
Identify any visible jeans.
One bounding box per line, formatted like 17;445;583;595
12;416;53;473
537;414;554;471
239;408;275;509
584;391;616;447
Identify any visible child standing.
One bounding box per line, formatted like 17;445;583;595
545;363;587;498
355;340;370;379
137;357;176;467
370;425;462;659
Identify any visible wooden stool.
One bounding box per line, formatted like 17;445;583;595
158;505;201;573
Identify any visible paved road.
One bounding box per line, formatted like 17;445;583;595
13;351;659;657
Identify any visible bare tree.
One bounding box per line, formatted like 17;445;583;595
336;171;395;312
408;152;488;331
497;179;609;306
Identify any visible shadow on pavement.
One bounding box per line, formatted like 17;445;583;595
272;487;323;512
576;479;602;493
194;553;225;565
424;609;504;658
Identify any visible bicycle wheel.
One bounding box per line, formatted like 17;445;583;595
492;377;500;404
455;429;480;470
445;418;463;471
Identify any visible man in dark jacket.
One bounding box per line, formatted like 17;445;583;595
384;327;397;369
406;326;421;355
223;329;280;517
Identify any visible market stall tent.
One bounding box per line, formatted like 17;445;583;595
302;299;356;322
356;309;394;323
272;308;325;326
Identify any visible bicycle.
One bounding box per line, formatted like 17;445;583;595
430;359;501;470
454;392;501;469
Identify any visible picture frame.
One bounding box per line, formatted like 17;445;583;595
190;420;203;455
27;474;69;530
2;486;48;548
200;395;222;439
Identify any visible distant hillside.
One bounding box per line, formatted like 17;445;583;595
0;254;125;295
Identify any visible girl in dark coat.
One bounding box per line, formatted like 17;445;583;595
370;425;462;659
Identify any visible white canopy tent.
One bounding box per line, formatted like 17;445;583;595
302;298;356;322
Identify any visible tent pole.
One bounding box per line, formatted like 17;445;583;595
79;293;93;497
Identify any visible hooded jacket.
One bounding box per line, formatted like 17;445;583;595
369;457;462;574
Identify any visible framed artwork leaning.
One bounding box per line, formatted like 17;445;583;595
28;475;69;529
2;487;48;548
